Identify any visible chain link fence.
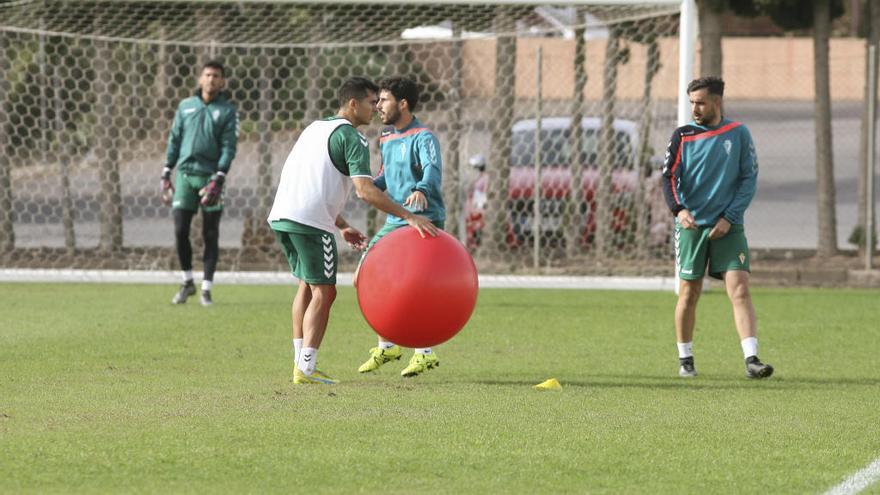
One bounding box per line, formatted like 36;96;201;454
0;1;870;276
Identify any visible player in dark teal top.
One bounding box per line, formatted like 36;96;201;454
661;76;773;380
356;77;445;378
661;115;757;226
374;120;445;226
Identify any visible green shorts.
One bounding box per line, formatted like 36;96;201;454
272;220;337;285
675;222;750;280
172;173;223;213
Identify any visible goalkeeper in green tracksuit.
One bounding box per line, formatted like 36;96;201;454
160;60;239;306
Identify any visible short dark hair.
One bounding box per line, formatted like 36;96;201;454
687;76;724;97
337;77;379;108
379;76;420;112
202;60;226;77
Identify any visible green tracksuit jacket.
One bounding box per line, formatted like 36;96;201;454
165;90;238;176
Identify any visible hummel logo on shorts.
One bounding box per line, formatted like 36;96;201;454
322;235;334;278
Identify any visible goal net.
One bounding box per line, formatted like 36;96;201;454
0;0;685;276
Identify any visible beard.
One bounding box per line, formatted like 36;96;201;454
693;111;714;125
381;107;400;126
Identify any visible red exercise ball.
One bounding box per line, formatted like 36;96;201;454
357;227;479;348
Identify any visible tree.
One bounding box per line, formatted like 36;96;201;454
0;32;13;252
444;23;465;241
811;0;839;257
698;0;760;77
565;18;587;259
699;0;726;76
634;37;662;259
255;51;275;223
757;0;845;258
595;26;624;259
91;39;124;253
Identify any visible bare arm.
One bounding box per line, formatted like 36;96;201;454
335;215;367;250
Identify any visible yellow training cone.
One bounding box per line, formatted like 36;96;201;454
533;378;562;390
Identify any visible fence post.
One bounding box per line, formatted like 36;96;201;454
533;46;543;270
866;44;877;270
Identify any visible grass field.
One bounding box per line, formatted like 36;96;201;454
2;282;880;494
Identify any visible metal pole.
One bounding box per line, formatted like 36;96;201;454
533;46;543;269
677;0;697;127
867;44;877;270
675;0;698;294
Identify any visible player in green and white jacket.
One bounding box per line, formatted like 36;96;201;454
160;60;238;307
268;77;437;385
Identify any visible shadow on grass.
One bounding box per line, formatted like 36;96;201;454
472;375;880;391
272;372;880;393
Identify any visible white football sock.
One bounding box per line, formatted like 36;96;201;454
293;338;303;364
183;270;194;283
741;337;758;359
677;342;693;359
298;347;318;375
202;280;213;291
379;340;396;350
415;348;433;355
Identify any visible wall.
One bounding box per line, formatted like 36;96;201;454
459;37;868;101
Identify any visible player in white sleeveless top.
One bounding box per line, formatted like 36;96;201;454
268;77;438;385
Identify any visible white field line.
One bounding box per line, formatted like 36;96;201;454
0;269;677;291
823;458;880;495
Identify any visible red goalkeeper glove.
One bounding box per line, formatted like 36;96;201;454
160;167;174;205
199;172;225;207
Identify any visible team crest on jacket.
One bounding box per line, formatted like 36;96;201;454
723;139;732;155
